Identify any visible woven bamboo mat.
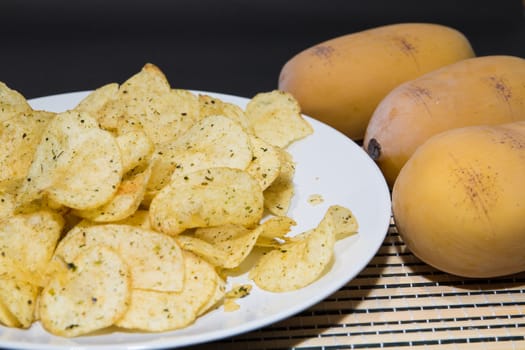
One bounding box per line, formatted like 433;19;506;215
191;218;525;349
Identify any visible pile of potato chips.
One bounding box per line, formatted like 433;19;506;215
0;63;358;337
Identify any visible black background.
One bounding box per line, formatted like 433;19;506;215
1;0;524;100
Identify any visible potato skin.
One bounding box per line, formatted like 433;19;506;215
364;55;525;188
278;23;474;140
392;123;525;278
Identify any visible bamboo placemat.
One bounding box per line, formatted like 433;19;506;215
191;218;525;349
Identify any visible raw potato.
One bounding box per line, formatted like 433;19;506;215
364;55;525;188
392;122;525;278
279;23;475;140
39;245;131;337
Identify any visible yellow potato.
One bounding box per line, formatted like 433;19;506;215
150;167;264;235
245;90;313;148
116;251;220;332
55;223;184;292
39;245;131;337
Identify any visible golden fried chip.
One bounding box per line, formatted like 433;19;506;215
17;110;123;210
150;167;264;236
74;83;120;131
116;251;219;332
0;109;55;188
146;115;253;197
117;64;200;145
245;90;313;148
0;190;15;220
198;93;251;131
175;235;228;267
255;216;297;247
0;210;64;282
246;135;281;191
194;224;261;269
0;82;31;122
318;205;359;240
263;149;296;216
55;224;184;292
39;245;131;337
249;207;346;292
116;130;154;174
73;165;151;222
0;255;39;328
113;209;152;229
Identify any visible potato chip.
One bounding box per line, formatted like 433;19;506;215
72;165;151;222
113;209;152;229
194;223;269;269
150;167;264;236
74;83;120;131
39;245;131;337
0;190;15;220
117;64;200;145
0;210;64;282
199;93;251;132
0;255;39;328
146;115;253;197
175;234;228;267
318;205;359;240
116;130;154;174
17;110;123;210
246;135;281;191
197;273;226;316
54;223;184;292
263;148;296;216
0;82;32;122
245;90;313;148
0;109;55;189
255;216;297;247
249;207;344;292
115;251;220;332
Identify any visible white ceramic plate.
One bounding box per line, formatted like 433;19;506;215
1;91;391;350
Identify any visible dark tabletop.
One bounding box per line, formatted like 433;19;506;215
1;0;524;100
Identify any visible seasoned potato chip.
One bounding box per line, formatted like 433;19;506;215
0;255;39;328
245;90;313;148
18;110;123;210
116;251;220;332
249;206;345;292
39;245;131;337
0;190;15;220
199;93;251;132
117;64;200;145
0;210;64;282
0;82;31;122
175;235;228;267
116;130;154;174
150;167;264;236
255;216;297;247
246;135;281;191
74;83;120;131
318;205;359;240
0;110;55;189
146;115;253;197
73;165;151;222
194;224;261;269
54;224;184;292
198;273;226;316
263;149;296;216
113;209;152;229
